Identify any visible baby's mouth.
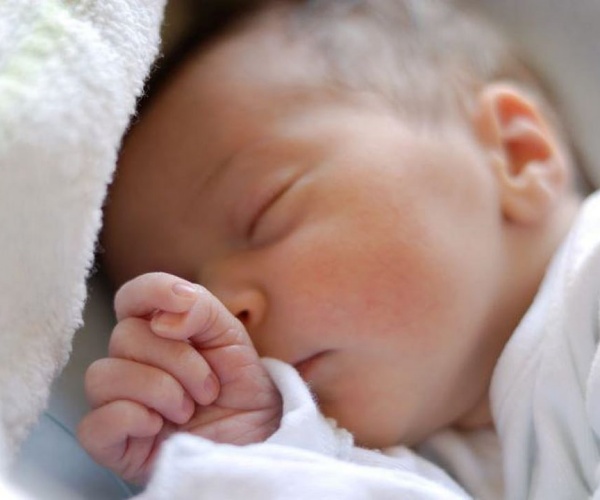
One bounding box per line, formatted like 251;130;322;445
293;351;331;379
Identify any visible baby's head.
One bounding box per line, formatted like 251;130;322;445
102;0;582;447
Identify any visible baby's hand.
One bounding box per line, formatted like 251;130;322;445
77;272;282;484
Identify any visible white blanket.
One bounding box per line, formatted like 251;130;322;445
0;0;165;464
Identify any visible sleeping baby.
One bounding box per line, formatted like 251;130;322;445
77;0;600;497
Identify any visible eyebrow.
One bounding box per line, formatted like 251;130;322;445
180;136;279;227
205;135;277;190
179;152;237;227
182;116;331;226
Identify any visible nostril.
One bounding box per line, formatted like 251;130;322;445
236;310;250;326
221;290;266;330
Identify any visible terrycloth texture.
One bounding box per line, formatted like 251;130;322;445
491;191;600;499
140;359;471;499
0;0;165;463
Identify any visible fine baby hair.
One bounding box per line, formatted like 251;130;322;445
148;0;563;133
129;0;582;211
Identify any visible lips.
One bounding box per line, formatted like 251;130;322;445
293;351;330;379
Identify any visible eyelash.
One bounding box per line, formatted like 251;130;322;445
247;181;294;239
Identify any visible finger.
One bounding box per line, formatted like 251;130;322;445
115;272;200;321
150;286;253;351
150;288;274;409
77;400;163;481
85;358;195;424
109;317;220;405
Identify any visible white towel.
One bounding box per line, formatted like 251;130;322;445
0;0;165;463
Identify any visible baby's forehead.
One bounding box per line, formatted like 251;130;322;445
184;10;328;96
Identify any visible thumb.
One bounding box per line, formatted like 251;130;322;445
151;286;254;351
150;287;271;407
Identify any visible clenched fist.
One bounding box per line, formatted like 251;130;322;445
77;272;282;484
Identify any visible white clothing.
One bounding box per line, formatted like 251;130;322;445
491;191;600;499
419;428;504;500
140;359;471;499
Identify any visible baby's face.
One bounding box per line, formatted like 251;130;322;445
104;15;509;447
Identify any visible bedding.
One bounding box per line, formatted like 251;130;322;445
0;0;165;493
1;0;600;498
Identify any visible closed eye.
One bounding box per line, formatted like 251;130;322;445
247;177;296;239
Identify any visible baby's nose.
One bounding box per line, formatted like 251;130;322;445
218;288;267;333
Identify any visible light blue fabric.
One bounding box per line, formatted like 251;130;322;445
12;412;133;500
10;276;138;499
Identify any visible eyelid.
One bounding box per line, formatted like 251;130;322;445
247;173;298;239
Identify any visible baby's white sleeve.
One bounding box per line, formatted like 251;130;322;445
137;358;471;499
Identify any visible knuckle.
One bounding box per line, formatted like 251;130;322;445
84;360;127;407
152;370;182;403
194;284;210;296
192;288;251;348
76;416;93;448
113;279;135;311
170;342;200;371
197;293;220;332
108;317;145;356
84;359;112;395
137;272;173;293
114;272;167;313
197;289;225;331
228;325;247;346
76;410;110;452
112;400;138;428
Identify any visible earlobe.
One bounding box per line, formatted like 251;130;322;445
474;83;568;225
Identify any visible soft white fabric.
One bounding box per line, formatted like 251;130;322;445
419;428;504;500
491;191;600;499
140;359;470;499
0;0;165;463
0;481;29;500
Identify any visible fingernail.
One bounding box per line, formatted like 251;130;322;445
151;311;177;332
172;282;197;298
203;373;220;403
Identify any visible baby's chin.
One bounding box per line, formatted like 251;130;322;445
352;425;426;450
319;401;428;450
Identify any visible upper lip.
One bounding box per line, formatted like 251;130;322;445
293;351;321;367
293;351;330;373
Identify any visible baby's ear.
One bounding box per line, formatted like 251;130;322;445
473;83;568;225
